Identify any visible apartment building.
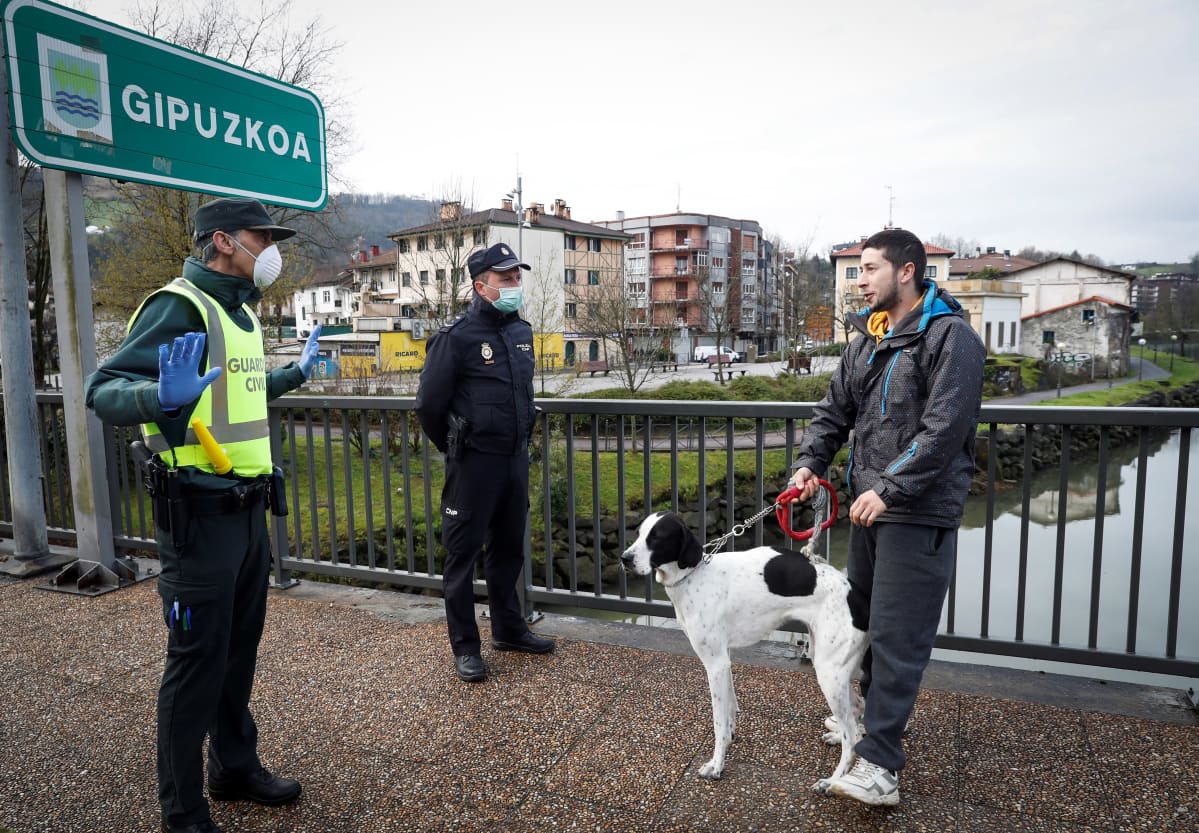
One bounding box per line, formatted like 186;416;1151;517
339;199;629;372
594;212;781;360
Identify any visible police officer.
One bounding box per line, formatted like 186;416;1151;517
86;198;322;833
415;242;553;682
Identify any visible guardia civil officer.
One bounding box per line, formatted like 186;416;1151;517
86;198;322;833
415;242;554;683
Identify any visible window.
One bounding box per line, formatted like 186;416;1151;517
322;290;331;302
589;238;601;252
925;265;937;278
402;271;412;287
566;303;577;318
588;270;599;285
473;229;488;246
419;270;429;285
629;282;646;295
629;233;645;249
628;255;647;275
712;257;725;269
417;236;428;251
1082;309;1095;324
1042;330;1054;344
675;281;688;300
435;268;446;284
453;231;464;247
387;268;396;285
846;266;859;279
997;321;1005;347
397;239;409;253
675;229;687;246
713;281;724;294
564;268;576;284
742;282;756;295
564;234;577;250
695;251;708;267
433;234;445;250
675;256;688;275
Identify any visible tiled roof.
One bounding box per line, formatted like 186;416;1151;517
949;253;1039;275
392;208;631;240
1021;295;1133;321
830;242;955;258
1007;256;1137;282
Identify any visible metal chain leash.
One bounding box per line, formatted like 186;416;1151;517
702;483;833;563
702;499;787;561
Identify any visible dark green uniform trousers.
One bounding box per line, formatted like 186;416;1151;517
155;500;270;829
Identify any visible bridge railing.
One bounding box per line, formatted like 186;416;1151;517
2;392;1196;679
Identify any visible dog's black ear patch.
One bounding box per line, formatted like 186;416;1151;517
762;553;817;597
647;512;702;570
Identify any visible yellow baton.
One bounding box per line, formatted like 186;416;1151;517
190;418;233;475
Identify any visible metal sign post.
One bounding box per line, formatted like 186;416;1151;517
0;55;58;576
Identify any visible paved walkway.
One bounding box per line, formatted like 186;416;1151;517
1;570;1195;833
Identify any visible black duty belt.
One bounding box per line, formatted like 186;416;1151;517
186;480;268;515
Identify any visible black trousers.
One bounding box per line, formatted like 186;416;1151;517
847;521;956;772
155;502;270;828
439;448;530;655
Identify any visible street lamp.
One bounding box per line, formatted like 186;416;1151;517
1137;337;1147;381
505;174;524;256
1171;333;1179;372
1056;342;1069;398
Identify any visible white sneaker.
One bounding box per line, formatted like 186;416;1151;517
824;756;900;806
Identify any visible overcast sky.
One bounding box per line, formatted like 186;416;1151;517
79;0;1199;265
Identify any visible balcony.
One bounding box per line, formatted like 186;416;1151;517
649;239;707;253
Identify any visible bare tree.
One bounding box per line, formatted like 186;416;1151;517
567;272;667;394
521;249;566;395
90;0;349;321
391;187;485;330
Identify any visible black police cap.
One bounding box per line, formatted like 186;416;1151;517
193;198;296;243
468;243;530;279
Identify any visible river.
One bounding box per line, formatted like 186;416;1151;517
547;428;1199;688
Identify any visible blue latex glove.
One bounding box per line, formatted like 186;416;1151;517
298;324;323;378
157;332;222;411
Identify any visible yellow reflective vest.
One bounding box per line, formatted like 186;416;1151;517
133;278;273;476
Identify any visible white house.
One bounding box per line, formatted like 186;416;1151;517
1006;257;1136;320
293;264;355;338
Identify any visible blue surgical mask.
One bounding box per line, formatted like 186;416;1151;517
491;286;523;313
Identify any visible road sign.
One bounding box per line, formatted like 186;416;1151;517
1;0;327;209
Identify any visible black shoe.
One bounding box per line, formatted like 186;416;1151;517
491;631;555;654
455;653;487;682
208;767;302;805
162;821;223;833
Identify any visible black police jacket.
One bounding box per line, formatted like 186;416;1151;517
415;294;536;456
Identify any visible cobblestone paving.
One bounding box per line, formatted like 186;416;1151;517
0;575;1195;833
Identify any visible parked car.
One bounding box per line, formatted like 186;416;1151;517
693;345;742;363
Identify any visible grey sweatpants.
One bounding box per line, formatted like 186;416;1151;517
847;521;956;772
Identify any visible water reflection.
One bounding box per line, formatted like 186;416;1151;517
953;428;1198;668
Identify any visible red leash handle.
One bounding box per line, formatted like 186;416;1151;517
775;479;838;541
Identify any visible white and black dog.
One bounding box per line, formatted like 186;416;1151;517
621;511;869;790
